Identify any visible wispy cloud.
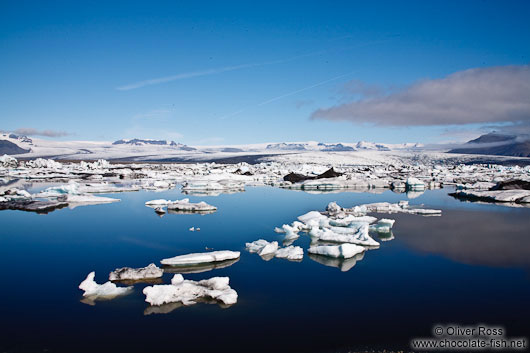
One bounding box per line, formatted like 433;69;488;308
218;71;356;120
116;51;325;91
13;128;72;137
311;65;530;126
257;72;356;106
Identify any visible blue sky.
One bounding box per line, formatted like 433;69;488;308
1;0;529;145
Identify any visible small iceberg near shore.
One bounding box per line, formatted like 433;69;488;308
160;250;240;266
143;274;238;307
79;271;132;305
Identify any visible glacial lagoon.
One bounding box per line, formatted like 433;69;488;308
1;186;529;352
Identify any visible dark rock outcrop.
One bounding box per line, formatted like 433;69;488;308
283;168;343;183
0;200;68;214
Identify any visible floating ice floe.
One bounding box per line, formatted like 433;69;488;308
406;177;425;190
34;181;120;207
181;179;245;193
343;200;442;216
308;243;366;259
450;189;530;204
369;218;395;234
160;250;240;266
456;181;497;190
109;263;163;281
145;198;217;213
63;194;120;207
79;271;132;304
309;224;380;247
143;274;238;308
245;239;279;257
246;239;304;261
275;246;304;261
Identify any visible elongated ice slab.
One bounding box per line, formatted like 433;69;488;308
145;198;217;212
160;250;240;266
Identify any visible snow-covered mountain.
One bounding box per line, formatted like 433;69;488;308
112;139;196;151
0;133;428;162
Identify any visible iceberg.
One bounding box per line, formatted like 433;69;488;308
246;239;303;261
143;274;238;307
109;263;163;281
275;246;304;261
64;194;120;206
245;239;279;257
450;189;530;204
406;177;425;190
308;243;366;259
166;199;217;212
79;271;132;304
369;218;395;234
310;224;379;247
145;198;217;213
160;250;240;266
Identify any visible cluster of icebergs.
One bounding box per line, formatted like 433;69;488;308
79;250;241;313
2;154;530;212
246;200;441;271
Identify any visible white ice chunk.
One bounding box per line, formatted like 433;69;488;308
143;274;238;307
406;177;425;190
160;250;240;266
166;199;217;212
275;246;304;261
145;199;172;207
245;239;279;256
308;244;366;259
79;271;132;299
297;211;326;224
65;194;120;205
310;224;379;247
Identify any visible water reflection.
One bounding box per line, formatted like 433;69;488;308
162;258;240;274
395;210;530;267
308;252;365;272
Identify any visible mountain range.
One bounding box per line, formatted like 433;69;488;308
448;132;530;158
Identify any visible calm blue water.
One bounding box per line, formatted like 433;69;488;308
0;186;529;352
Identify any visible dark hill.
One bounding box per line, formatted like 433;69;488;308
0;140;30;155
